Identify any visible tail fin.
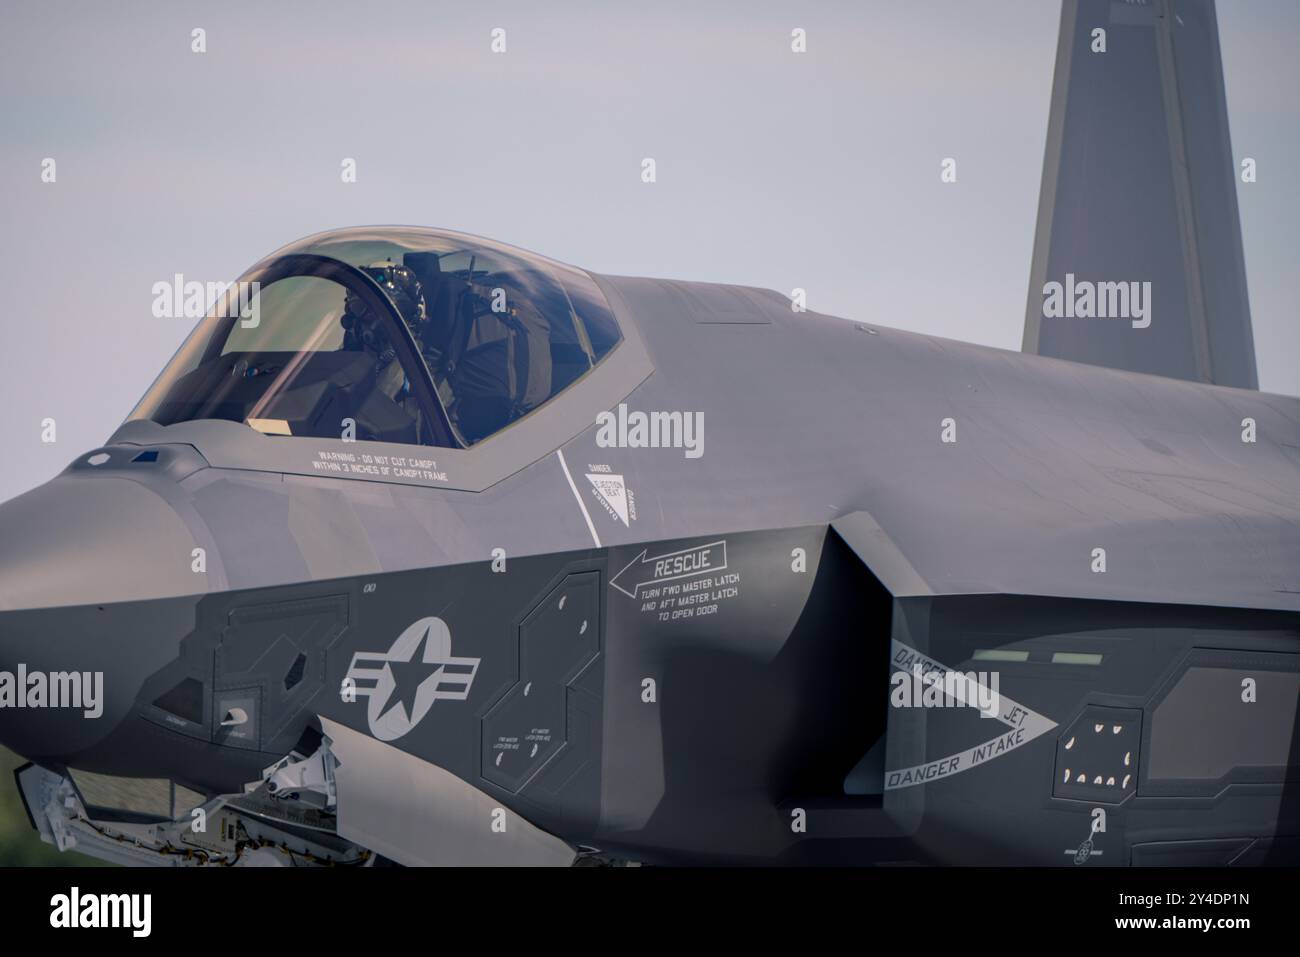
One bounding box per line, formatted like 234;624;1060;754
1022;0;1258;388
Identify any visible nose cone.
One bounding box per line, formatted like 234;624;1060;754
0;470;205;612
0;465;205;762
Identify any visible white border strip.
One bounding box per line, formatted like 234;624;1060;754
556;449;601;548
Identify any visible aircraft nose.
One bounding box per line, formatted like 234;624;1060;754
0;596;198;764
0;461;208;613
0;464;208;762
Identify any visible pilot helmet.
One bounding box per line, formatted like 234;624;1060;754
340;285;387;356
361;260;428;344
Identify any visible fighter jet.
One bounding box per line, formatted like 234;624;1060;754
4;0;1298;866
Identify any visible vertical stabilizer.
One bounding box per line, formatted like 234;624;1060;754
1023;0;1257;388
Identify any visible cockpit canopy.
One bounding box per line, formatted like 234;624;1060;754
130;227;622;448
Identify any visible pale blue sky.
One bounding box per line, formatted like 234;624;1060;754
0;0;1295;503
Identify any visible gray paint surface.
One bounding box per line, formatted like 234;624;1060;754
0;264;1289;616
1024;0;1258;388
0;239;1297;865
0;2;1298;867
